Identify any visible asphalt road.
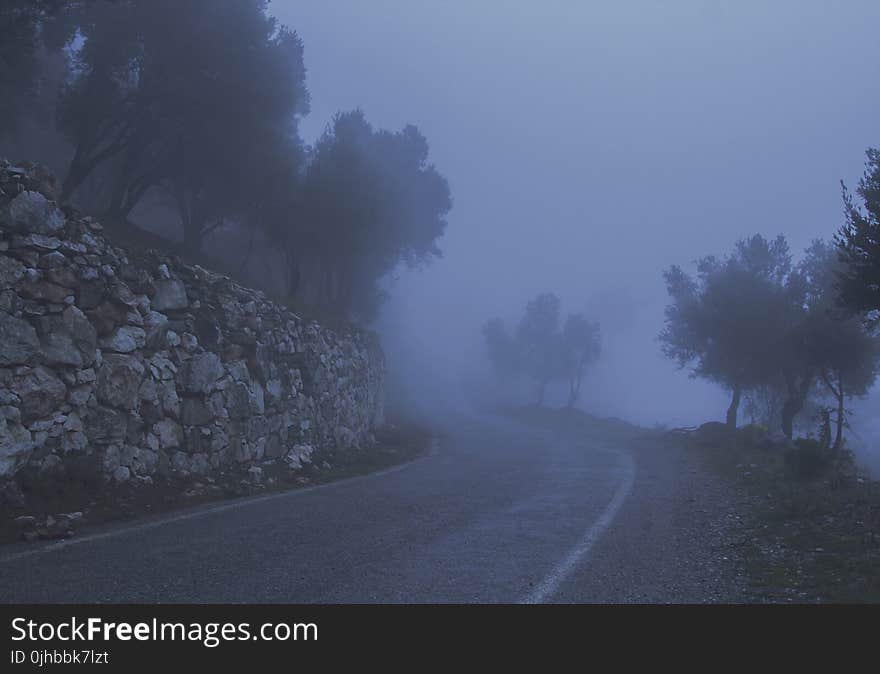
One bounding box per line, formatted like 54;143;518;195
0;413;745;603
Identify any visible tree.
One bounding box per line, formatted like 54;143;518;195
298;110;451;319
837;148;880;318
57;0;310;251
562;314;600;408
0;0;77;140
661;234;799;429
516;293;567;406
799;240;879;448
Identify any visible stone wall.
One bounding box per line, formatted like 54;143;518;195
0;160;384;489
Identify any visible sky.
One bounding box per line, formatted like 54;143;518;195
273;0;880;430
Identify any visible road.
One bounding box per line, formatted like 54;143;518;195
0;413;745;603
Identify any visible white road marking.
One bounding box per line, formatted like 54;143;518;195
520;449;636;604
0;439;439;565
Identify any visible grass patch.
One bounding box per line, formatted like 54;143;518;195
677;424;880;602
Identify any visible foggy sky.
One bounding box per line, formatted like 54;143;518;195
274;0;880;429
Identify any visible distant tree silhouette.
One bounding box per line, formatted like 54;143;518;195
516;293;566;406
483;295;601;407
562;314;600;408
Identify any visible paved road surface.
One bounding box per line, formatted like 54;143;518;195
0;413;745;603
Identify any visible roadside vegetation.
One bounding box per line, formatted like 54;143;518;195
672;422;880;602
661;148;880;602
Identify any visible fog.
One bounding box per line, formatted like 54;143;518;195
274;0;880;458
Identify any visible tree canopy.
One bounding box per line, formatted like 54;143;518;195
837;148;880;318
662;233;880;441
484;294;600;407
0;0;451;325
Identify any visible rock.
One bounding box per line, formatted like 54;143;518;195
2;191;65;235
153;419;183;450
247;465;263;483
87;301;127;336
0;416;34;477
181;352;223;394
14;233;61;251
46;264;78;288
98;325;145;353
83;406;127;445
112;465;131;482
0;311;39;366
19;279;71;304
143;310;169;349
152;278;188;311
37;306;96;367
96;353;144;410
181;397;213;426
226;381;252;419
15;366;66;422
0;255;25;289
14;515;36;528
285;444;314;470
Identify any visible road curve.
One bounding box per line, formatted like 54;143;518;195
0;413;740;603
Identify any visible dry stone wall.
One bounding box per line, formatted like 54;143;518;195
0;160;384;490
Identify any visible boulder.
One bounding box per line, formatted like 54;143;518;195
98;325;145;353
0;255;25;289
83;406;127;446
2;190;65;235
0;311;39;366
180;397;213;426
15;366;66;422
181;352;223;394
96;354;144;410
0;416;34;477
37;306;96;367
143;310;169;349
18;279;71;304
152;278;188;311
153;419;183;450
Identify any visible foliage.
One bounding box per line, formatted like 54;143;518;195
836;148;880;318
297;111;451;320
1;0;451;325
662;233;879;441
483;294;600;406
660;234;800;428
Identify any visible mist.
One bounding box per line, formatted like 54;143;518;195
273;0;880;456
5;0;880;608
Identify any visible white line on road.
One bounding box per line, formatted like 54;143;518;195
520;449;636;604
0;440;439;565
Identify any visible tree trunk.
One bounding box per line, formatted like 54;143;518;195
833;386;845;450
820;409;832;449
781;372;812;439
726;385;741;429
536;380;546;407
566;381;577;409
